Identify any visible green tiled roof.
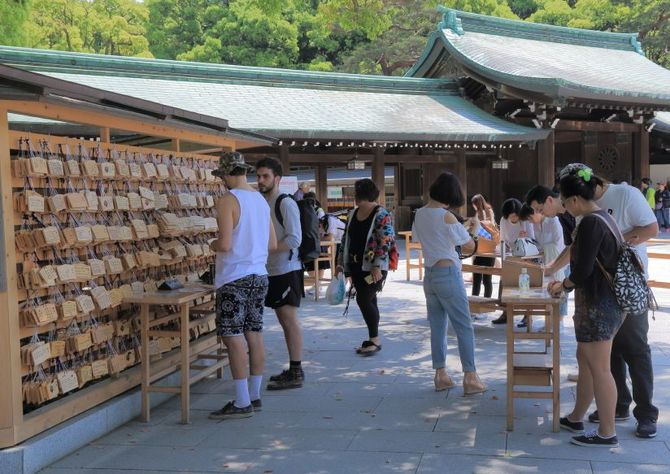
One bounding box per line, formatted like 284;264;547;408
407;9;670;109
653;112;670;134
0;46;548;143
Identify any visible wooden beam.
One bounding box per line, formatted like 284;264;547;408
554;131;582;144
556;120;638;133
456;149;467;215
634;125;650;182
0;107;22;447
315;164;328;209
372;148;385;206
279;143;290;174
99;127;110;143
537;131;555;187
1;100;242;149
171;138;181;152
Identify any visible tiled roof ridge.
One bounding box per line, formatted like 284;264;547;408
0;45;458;95
438;7;643;54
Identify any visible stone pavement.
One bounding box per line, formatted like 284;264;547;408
40;260;670;473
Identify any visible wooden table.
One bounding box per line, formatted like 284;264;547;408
124;284;224;424
501;287;561;432
398;230;423;281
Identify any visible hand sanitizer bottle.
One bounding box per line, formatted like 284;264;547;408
519;268;530;295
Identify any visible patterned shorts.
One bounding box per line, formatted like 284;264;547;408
573;289;624;343
216;274;269;337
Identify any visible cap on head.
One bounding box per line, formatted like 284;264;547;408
212;151;254;178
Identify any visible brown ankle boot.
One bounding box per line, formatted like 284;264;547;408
434;369;455;391
463;371;487;395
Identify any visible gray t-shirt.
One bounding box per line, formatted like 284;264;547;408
267;193;302;276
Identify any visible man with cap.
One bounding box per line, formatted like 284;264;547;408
208;152;277;420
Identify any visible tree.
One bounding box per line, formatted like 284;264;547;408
321;0;518;75
145;0;219;59
0;0;31;46
24;0;152;57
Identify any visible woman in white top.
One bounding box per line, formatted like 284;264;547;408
500;198;535;251
412;172;486;395
520;205;568;316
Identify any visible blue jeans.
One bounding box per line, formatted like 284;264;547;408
423;265;476;372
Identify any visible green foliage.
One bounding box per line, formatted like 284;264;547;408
5;0;670;73
0;0;31;46
25;0;152;56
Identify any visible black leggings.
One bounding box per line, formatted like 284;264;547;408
472;256;495;298
350;264;387;339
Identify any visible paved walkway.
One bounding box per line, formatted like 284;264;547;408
41;260;670;473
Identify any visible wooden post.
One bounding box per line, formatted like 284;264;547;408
393;163;401;208
538;131;555;187
171;138;181;152
315;164;328;210
0;107;22;447
100;127;110;143
633;125;650;182
456;149;467;216
372;148;385;206
279;143;290;175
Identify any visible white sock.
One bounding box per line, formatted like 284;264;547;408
233;379;250;408
248;375;263;401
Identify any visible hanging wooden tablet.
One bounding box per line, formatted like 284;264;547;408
66;160;81;177
75;294;96;315
47;194;68;213
127;192;141;210
65;192;89;211
56;264;77;283
76;364;93;388
49;340;66;359
59;300;78;321
91;359;109;379
82;191;98;211
99;162;116;178
114;195;130;211
56;370;79;394
47;159;65;177
90;286;112;310
81;160;99;178
115;160;130;177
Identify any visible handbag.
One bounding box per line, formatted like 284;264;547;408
512;237;540;257
593;213;658;315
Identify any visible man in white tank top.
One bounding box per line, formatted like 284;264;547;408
208;152;277;420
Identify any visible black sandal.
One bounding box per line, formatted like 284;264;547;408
356;340;382;356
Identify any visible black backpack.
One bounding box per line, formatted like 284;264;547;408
275;194;321;262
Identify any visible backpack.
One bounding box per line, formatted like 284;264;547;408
593;213;658;315
275;194;321;262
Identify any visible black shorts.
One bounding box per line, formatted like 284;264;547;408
216;274;269;337
265;270;303;309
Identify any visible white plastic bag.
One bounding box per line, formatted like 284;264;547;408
326;273;346;305
512;237;540;257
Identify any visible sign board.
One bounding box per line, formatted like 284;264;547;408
327;186;343;199
279;175;298;195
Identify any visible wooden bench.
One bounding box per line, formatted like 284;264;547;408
398;231;424;281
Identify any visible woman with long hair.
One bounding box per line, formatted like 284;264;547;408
548;164;624;448
336;179;395;356
412;173;486;395
470;194;496;303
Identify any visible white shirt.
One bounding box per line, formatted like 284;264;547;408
412;207;471;268
500;218;535;247
596;183;657;273
215;189;270;288
536;216;565;251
